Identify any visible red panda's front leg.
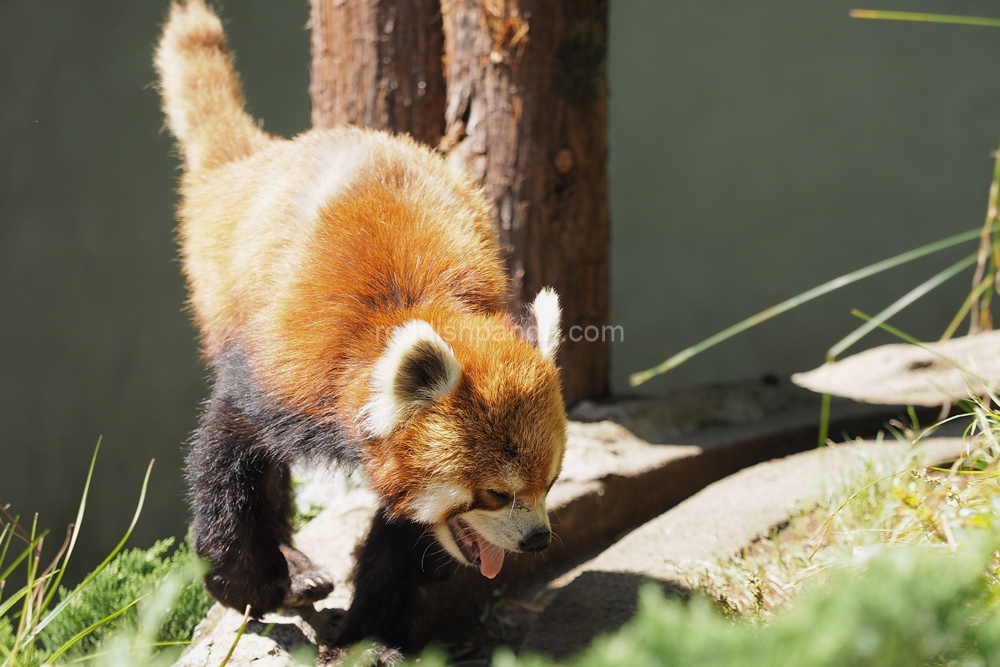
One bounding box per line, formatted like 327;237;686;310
329;510;455;654
187;382;333;617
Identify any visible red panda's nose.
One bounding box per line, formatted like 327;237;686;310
519;528;551;553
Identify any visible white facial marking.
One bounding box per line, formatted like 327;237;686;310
458;498;550;553
531;288;561;360
409;483;472;524
434;522;466;562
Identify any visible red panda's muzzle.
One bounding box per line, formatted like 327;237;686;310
447;516;505;579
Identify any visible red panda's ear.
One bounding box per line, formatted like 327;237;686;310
361;320;462;438
529;288;561;361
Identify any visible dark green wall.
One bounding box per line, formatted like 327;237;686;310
0;0;311;579
610;0;1000;393
2;0;1000;575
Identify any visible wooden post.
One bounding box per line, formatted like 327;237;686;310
309;0;609;404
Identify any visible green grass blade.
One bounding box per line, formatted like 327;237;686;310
817;392;832;448
0;586;31;621
969;141;1000;334
218;605;252;667
850;10;1000;28
630;225;990;386
907;405;921;432
41;437;103;613
942;274;993;341
851;309;922;346
10;517;43;663
0;522;14;574
0;532;46;587
808;467;912;561
827;251;979;360
979;277;995;325
62;640;193;665
844;308;995;402
42;596;145;665
30;459;154;641
0;522;12;610
0;569;55;620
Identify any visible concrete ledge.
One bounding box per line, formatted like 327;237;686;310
520;438;965;659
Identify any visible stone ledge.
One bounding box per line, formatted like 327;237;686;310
520;438;966;659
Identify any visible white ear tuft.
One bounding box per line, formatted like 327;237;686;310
361;320;462;438
531;288;562;360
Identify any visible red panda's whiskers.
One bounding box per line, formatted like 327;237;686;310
454;527;477;540
420;542;434;573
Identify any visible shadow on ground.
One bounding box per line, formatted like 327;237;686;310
520;571;690;661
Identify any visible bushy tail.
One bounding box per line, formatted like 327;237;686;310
154;0;270;174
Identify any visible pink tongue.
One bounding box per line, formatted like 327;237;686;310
476;536;505;579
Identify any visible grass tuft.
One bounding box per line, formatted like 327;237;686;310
38;536;212;663
683;401;1000;622
0;443;212;667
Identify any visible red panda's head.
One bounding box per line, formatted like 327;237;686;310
358;289;567;579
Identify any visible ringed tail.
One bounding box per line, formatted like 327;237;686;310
154;0;270;174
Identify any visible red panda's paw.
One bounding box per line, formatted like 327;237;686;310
318;643;404;666
280;544;334;608
204;569;289;620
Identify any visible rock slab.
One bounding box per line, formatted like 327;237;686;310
521;438;966;659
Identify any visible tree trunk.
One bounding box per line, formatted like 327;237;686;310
309;0;609;404
309;0;446;146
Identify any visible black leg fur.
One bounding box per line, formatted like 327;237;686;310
334;512;455;650
187;350;339;618
187;390;297;617
189;348;455;642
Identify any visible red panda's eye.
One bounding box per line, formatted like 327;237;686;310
486;489;513;506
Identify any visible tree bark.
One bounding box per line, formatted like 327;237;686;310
309;0;609;404
438;0;609;404
309;0;446;146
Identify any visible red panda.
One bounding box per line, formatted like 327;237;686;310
154;0;567;652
